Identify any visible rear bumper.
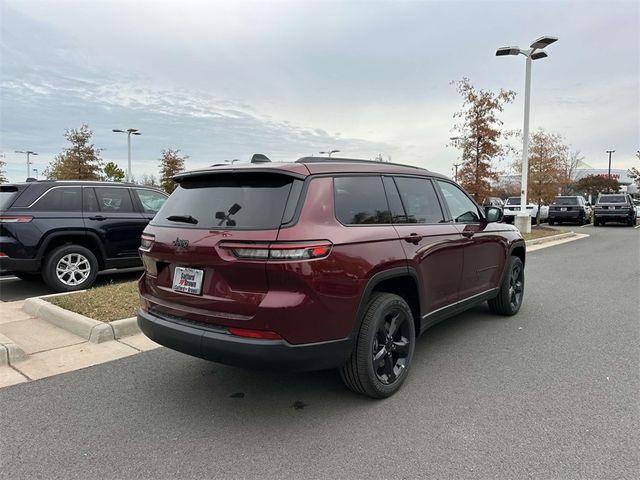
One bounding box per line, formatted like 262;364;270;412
0;257;40;273
594;211;634;221
137;308;353;371
549;211;583;220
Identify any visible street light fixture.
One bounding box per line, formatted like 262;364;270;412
112;128;141;182
319;149;340;158
606;150;615;178
496;35;558;233
15;150;38;179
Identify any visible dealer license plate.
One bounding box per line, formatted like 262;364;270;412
172;267;204;295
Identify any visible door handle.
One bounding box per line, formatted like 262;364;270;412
404;233;422;244
88;215;106;221
461;230;475;238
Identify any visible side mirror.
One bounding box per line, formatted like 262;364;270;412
484;206;502;223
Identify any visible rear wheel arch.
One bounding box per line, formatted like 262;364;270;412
38;231;106;270
353;267;422;340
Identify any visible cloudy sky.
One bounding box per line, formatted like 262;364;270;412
1;0;638;183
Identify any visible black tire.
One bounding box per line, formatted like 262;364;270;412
42;245;99;292
340;293;416;399
593;217;599;226
548;219;555;226
12;272;42;282
488;256;525;316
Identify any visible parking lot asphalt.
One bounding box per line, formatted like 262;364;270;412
0;225;638;480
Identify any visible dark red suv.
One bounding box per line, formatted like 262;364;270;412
138;157;526;398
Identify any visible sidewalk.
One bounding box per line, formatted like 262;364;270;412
0;299;159;388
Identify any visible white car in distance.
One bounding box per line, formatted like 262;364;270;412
502;196;549;225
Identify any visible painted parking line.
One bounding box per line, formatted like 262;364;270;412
634;224;640;229
581;224;593;228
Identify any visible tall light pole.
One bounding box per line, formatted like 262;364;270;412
112;128;141;182
15;150;38;179
33;168;38;179
606;150;615;178
320;149;340;158
453;163;461;183
496;35;558;233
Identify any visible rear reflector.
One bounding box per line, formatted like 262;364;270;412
0;216;33;223
228;327;282;340
0;252;7;257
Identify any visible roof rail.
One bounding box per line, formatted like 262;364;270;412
295;156;425;170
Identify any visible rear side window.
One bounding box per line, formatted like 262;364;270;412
153;173;297;229
31;187;81;211
133;189;167;214
93;187;135;213
334;176;391;225
436;181;481;223
0;186;20;210
552;197;578;205
393;177;444;224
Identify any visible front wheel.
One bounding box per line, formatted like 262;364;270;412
548;219;555;226
42;245;99;292
488;256;524;316
340;293;416;398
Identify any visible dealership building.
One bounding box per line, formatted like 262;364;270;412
572;168;637;194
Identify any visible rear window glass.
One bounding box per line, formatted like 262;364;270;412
505;197;521;205
598;195;626;204
0;186;20;210
153;173;297;229
93;187;135;213
31;187;81;211
552;197;579;205
393;177;444;224
334;176;391;225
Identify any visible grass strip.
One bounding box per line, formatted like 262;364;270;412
521;226;564;241
47;280;139;323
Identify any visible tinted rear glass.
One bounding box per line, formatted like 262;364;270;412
334;176;391;225
552;197;579;205
153;173;297;229
393;177;444;224
0;186;20;210
598;195;626;204
505;197;521;205
31;187;81;211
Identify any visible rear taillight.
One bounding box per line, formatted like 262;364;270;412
221;241;332;261
140;233;155;252
228;327;282;340
0;216;33;223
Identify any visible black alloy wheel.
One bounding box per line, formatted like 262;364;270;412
488;256;525;316
340;292;415;398
372;310;412;385
507;262;524;312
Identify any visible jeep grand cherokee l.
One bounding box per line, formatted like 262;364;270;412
137;157;526;398
0;181;167;291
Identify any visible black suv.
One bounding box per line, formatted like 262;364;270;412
0;181;168;291
548;196;591;225
593;193;637;226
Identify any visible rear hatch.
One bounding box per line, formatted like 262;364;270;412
139;171;304;325
550;197;578;212
596;195;630;211
0;185;31;255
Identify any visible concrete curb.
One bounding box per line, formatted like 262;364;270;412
22;298;140;344
525;231;576;246
0;333;28;366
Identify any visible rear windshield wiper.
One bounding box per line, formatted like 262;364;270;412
166;215;198;224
